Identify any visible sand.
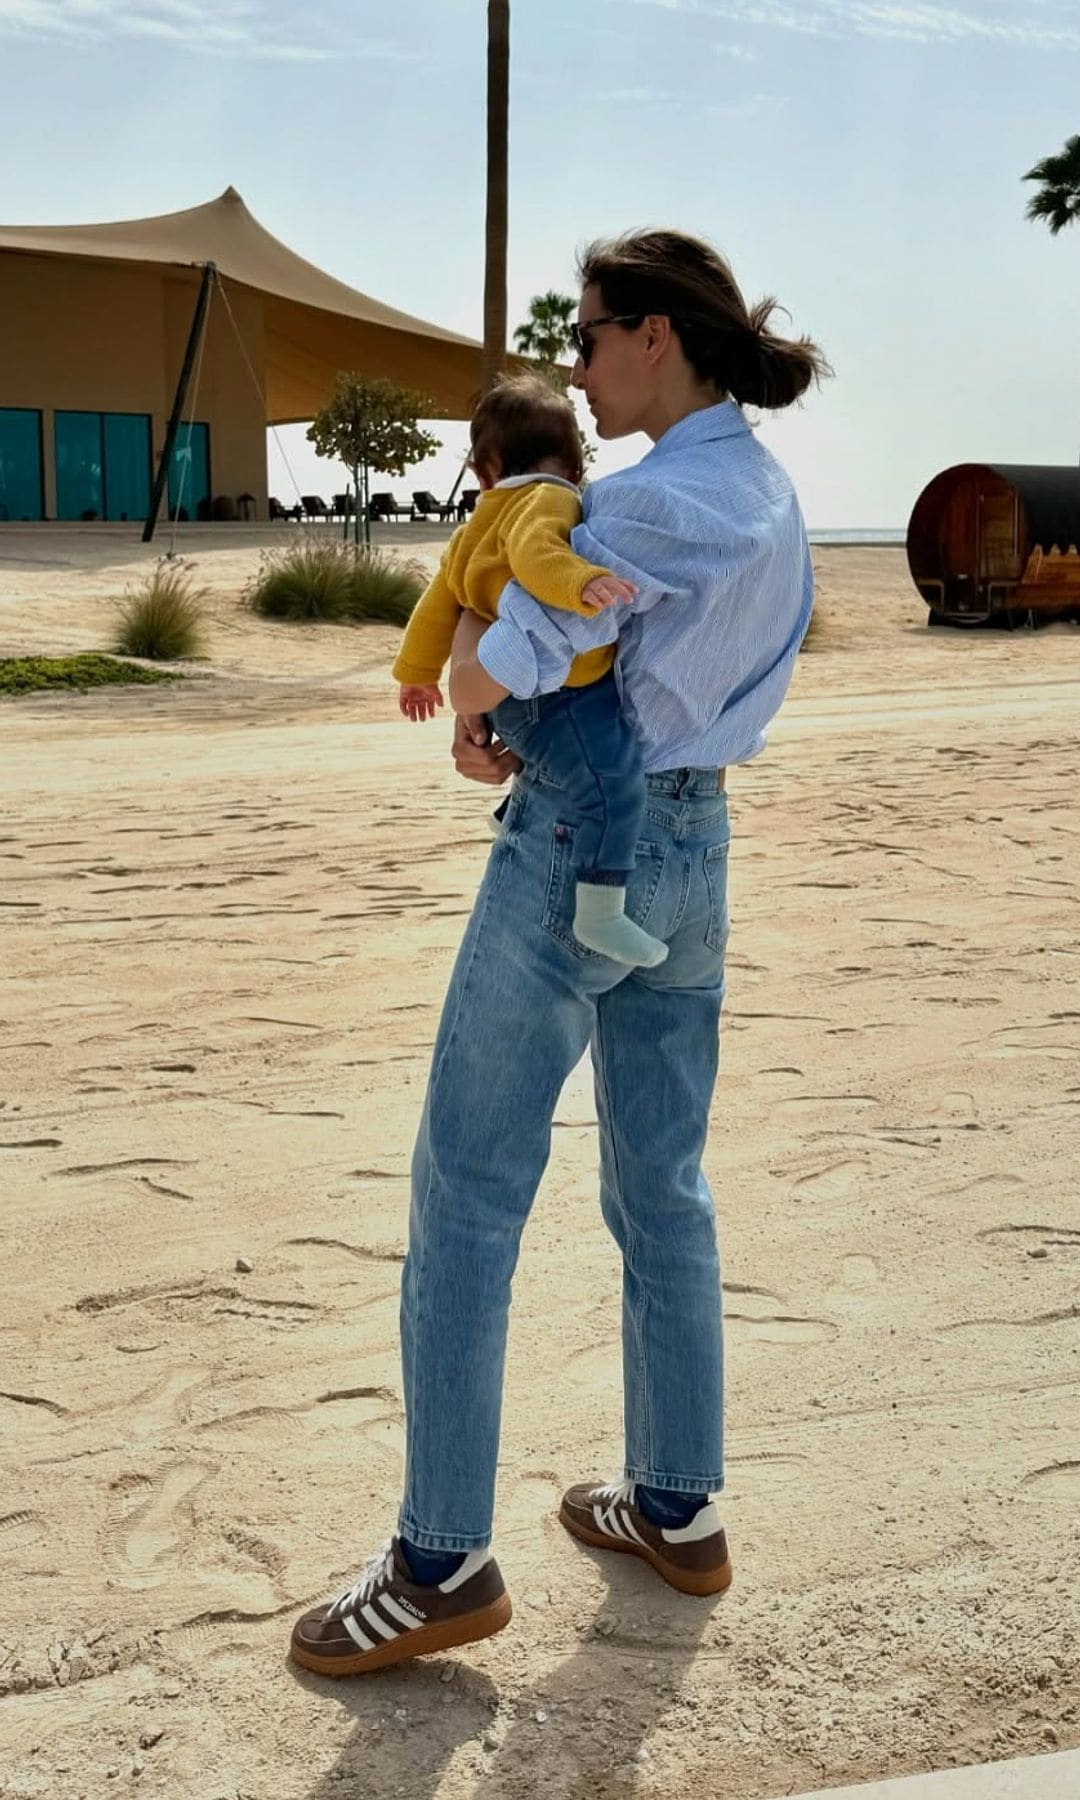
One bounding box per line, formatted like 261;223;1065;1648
1;526;1078;1800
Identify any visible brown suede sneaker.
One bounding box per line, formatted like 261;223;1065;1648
560;1479;732;1597
290;1538;512;1677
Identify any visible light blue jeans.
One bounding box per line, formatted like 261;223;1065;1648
398;765;731;1551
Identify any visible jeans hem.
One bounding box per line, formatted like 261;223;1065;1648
625;1468;723;1496
398;1513;493;1554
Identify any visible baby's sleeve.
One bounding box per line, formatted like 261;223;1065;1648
391;558;461;685
503;487;611;616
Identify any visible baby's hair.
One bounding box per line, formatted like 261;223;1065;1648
470;372;585;485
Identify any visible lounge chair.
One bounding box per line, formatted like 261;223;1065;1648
413;489;457;522
300;494;331;521
269;496;301;521
331;492;356;519
456;488;480;522
369;492;416;522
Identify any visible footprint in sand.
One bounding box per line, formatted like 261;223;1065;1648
842;1254;881;1290
1021;1462;1080;1501
727;1310;838;1346
0;1509;46;1551
105;1460;216;1589
499;1472;565;1551
162;1597;303;1665
789;1159;867;1207
978;1222;1080;1261
727;1452;808;1486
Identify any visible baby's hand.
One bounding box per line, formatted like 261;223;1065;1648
399;683;443;722
582;574;637;611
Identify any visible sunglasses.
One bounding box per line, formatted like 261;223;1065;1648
569;313;644;367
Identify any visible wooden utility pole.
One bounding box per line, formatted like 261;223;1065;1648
482;0;510;393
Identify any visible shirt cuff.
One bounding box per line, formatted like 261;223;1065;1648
476;618;540;699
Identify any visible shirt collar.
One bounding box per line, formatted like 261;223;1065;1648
650;399;750;457
494;472;581;494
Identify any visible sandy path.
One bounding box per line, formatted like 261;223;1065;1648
1;544;1078;1799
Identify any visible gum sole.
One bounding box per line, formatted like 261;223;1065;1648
290;1590;512;1678
559;1504;733;1598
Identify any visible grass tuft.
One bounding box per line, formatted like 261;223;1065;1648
114;562;206;660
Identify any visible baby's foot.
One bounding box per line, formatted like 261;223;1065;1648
573;883;668;968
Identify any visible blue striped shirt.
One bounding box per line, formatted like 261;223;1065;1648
476;400;813;772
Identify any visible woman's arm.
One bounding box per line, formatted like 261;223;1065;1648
448;610;511;714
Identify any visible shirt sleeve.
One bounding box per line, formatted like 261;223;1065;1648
391;556;461;686
477;476;691;698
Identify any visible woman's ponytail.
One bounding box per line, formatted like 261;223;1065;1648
578;231;831;412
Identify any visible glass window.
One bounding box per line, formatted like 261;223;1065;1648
55;411;104;521
0;408;43;521
103;414;151;522
168;421;210;522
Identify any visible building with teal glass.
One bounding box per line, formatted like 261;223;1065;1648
0;189;486;526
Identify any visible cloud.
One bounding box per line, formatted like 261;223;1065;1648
0;0;415;61
634;0;1080;51
714;40;759;57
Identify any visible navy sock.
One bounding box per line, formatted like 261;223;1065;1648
399;1536;467;1586
636;1484;710;1530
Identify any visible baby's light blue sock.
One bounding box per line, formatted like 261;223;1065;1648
574;882;668;969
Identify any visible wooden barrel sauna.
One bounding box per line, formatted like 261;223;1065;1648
907;463;1080;626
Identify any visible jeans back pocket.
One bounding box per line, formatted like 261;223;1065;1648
542;823;668;959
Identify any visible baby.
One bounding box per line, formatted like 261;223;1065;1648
392;372;667;969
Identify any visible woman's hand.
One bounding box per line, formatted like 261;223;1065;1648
452;714;522;786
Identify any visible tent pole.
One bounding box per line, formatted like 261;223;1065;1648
445;456;469;512
143;261;217;544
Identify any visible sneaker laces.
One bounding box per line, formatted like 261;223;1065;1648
595;1477;637;1508
328;1539;394;1620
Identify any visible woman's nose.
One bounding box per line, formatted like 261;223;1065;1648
570;354;586;390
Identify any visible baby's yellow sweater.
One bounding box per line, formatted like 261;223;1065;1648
391;479;615;690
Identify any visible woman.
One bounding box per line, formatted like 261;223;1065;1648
291;230;828;1678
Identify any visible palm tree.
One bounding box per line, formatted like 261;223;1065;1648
1023;134;1080;235
482;1;510;392
514;291;576;368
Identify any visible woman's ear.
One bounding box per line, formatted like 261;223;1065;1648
644;314;673;363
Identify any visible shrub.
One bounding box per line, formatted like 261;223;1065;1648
247;539;358;621
345;548;427;624
0;655;180;697
114;563;206;660
247;541;426;625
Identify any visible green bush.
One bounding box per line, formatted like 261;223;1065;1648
344;547;427;625
114;563;206;660
247;539;357;621
0;655;180;697
247;541;426;625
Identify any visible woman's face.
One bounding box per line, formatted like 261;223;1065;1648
571;283;651;440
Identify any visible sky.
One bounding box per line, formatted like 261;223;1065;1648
1;0;1078;527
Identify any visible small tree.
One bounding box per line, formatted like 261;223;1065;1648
513;290;576;376
1023;133;1080;235
514;290;597;478
307;374;442;547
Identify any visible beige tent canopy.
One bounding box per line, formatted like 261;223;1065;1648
0;186;488;422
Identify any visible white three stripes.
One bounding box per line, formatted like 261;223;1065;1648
341;1591;424;1653
592;1502;648;1546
